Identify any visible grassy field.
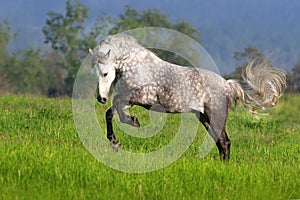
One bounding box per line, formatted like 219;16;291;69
0;94;299;199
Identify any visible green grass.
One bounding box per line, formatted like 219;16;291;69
0;94;299;199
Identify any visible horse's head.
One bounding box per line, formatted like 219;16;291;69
89;47;116;104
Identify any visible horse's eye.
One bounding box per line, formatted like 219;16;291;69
103;73;108;77
97;59;104;64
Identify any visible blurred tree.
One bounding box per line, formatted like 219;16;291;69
288;61;300;93
0;20;13;92
226;46;266;80
0;20;11;64
43;0;89;95
7;49;49;94
43;0;111;96
109;6;201;66
233;46;264;62
43;51;66;97
0;20;49;95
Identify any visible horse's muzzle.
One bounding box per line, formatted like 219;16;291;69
97;95;107;104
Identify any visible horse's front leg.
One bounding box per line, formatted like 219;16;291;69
105;107;120;150
105;104;137;151
113;94;140;127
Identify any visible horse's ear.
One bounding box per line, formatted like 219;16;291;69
105;49;111;58
89;48;94;55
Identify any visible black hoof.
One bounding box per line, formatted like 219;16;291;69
219;153;230;162
110;140;121;152
131;116;140;127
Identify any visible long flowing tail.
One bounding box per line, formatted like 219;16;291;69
227;58;287;113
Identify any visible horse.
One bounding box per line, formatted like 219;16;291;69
89;33;286;161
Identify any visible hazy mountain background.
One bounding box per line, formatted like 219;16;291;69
1;0;300;74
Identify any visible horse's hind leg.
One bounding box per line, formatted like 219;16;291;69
216;129;231;160
197;111;231;161
106;107;121;150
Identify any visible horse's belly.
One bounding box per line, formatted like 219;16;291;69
157;92;205;113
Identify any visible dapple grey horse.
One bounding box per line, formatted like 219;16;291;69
89;33;286;160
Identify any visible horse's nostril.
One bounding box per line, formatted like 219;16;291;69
102;97;107;103
96;95;107;104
